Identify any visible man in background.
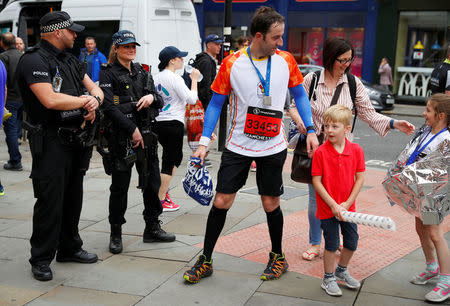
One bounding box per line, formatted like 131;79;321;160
79;36;107;83
0;32;23;171
430;45;450;95
16;37;25;52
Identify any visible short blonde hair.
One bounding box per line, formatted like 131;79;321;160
323;104;352;127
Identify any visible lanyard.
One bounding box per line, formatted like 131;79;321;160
247;46;271;97
406;127;447;166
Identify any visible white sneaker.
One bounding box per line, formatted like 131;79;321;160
321;277;342;296
410;268;439;285
335;269;361;289
425;283;450;302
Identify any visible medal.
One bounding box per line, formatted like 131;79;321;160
263;96;272;106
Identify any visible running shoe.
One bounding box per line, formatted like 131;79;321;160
0;185;4;196
425;283;450;302
162;199;180;212
183;254;213;283
335;268;361;289
321;276;343;296
250;161;257;172
410;268;439;285
260;252;288;281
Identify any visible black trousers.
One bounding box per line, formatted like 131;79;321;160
108;155;162;225
29;130;92;265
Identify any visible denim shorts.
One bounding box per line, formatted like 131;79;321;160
320;217;358;252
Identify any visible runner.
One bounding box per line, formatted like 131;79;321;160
183;6;319;283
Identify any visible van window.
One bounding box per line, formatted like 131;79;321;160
155;9;170;16
0;22;12;34
69;20;120;61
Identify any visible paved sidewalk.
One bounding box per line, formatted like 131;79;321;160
0;108;448;305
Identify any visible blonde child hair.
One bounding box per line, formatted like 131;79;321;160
428;93;450;128
323;104;352;127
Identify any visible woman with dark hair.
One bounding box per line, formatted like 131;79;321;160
291;37;415;263
153;46;200;211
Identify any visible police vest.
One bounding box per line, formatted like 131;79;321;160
430;62;450;94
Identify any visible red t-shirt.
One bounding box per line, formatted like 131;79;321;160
311;139;365;220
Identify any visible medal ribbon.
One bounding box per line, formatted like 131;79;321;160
406;127;447;166
247;46;271;97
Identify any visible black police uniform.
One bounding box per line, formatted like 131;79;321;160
99;59;168;236
16;39;95;266
430;61;450;94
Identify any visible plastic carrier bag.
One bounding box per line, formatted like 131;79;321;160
182;157;214;206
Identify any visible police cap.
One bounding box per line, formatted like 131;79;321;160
112;30;141;47
40;11;85;33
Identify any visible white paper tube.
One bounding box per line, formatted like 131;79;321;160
340;211;396;231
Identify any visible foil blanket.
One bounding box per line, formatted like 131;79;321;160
382;126;449;225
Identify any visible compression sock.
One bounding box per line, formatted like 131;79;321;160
203;206;228;261
266;206;283;255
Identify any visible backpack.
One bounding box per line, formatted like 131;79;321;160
309;70;358;132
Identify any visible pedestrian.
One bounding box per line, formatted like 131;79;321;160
408;94;450;303
430;46;450;95
153;46;201;212
16;11;103;281
236;36;249;50
79;36;107;83
183;6;319;284
290;37;415;262
15;37;25;53
0;60;7;196
378;57;393;92
99;30;176;255
0;32;24;171
311;104;365;297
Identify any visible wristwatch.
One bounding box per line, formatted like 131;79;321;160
94;95;102;105
306;126;315;132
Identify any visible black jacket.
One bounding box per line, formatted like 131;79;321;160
195;52;217;109
0;47;23;101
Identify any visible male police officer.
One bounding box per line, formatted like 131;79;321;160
16;11;104;281
430;46;450;95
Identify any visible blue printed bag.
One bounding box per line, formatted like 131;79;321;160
182;157;214;206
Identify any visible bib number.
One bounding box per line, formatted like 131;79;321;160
244;106;283;140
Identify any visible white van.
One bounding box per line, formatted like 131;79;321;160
0;0;202;73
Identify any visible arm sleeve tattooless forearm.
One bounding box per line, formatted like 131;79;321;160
289;84;315;133
199;92;227;146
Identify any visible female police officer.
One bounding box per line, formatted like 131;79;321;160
99;30;175;254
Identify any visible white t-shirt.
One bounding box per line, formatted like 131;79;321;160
211;48;303;157
406;126;450;160
153;69;198;124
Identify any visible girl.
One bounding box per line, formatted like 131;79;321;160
409;93;450;303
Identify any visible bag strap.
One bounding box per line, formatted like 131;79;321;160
329;82;344;107
308;70;321;101
346;73;357;132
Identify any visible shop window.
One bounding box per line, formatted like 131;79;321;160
288;27;324;66
327;28;364;78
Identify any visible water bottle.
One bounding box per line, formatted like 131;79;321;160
185;65;203;82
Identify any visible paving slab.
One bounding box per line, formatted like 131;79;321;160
355;292;430;306
246;292;334;306
63;255;185;296
0;285;43;306
0;218;23;233
174;234;204;246
27;285;143;305
257;270;358;305
163;213;241;236
137;269;262;306
126;244;200;262
0;201;34;220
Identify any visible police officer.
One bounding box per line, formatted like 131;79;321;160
99;30;175;255
430;46;450;95
16;11;103;281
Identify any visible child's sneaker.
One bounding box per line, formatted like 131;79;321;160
0;185;4;196
250;161;257;172
425;283;450;302
161;194;180;212
183;254;213;283
335;269;361;289
410;268;439;285
321;276;342;296
260;252;288;280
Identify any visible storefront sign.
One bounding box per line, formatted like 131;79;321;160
296;0;356;2
413;51;423;60
213;0;267;2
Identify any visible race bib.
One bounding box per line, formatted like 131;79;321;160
244;106;282;140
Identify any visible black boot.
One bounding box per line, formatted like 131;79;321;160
109;224;123;254
143;220;176;243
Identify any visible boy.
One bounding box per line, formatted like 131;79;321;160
311;104;365;296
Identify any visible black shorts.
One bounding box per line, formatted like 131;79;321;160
153;120;184;175
216;148;287;196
